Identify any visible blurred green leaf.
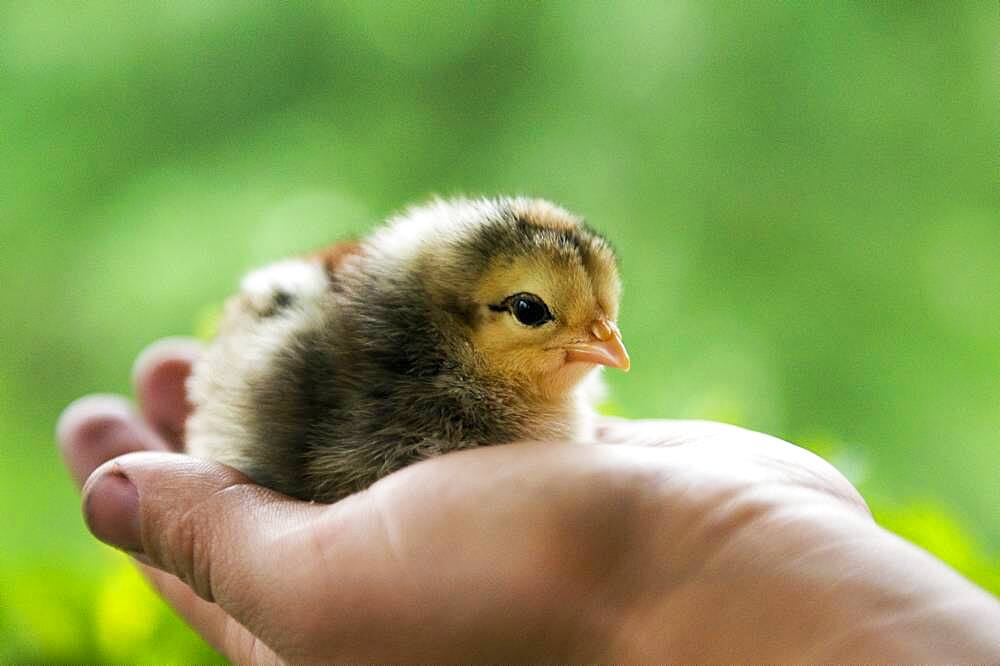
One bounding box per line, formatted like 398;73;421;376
95;559;160;659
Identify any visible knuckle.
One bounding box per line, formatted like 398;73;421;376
150;480;265;603
163;496;220;602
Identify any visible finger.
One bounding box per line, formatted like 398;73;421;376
593;416;749;448
594;416;687;446
138;564;282;665
59;400;281;662
593;417;872;516
132;337;203;450
81;451;325;644
56;395;171;488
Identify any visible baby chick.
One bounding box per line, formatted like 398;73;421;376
186;196;629;502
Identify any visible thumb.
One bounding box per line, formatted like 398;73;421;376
82;451;321;615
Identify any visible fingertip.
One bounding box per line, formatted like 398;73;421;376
57;395;167;489
131;337;203;390
592;415;629;443
57;394;135;455
132;337;203;450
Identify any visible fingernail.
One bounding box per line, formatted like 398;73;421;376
84;468;142;552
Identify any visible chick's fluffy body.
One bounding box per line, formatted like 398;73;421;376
186;197;622;502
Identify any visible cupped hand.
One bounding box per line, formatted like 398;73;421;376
58;339;1000;663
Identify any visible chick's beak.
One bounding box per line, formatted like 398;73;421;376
564;319;631;371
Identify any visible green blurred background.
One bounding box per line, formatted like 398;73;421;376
1;1;997;661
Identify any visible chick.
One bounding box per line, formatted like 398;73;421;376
186;196;629;502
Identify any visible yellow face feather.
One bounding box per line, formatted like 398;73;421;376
471;247;624;401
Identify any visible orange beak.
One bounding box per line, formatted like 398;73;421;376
564;319;631;371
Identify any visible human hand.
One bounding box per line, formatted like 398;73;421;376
58;339;1000;663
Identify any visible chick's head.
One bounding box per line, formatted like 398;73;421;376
402;197;629;401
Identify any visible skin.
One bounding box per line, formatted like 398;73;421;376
58;338;1000;663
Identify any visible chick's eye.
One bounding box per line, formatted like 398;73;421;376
511;295;552;326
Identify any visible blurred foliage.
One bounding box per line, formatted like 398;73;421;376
1;552;223;663
1;1;996;661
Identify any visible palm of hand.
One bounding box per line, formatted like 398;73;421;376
66;339;968;664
